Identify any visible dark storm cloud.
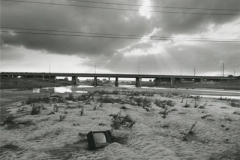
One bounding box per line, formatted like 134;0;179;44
1;0;152;57
1;0;239;58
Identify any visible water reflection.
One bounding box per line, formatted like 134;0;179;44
190;95;240;100
33;88;40;93
119;85;136;88
76;85;94;88
54;86;89;93
54;86;72;93
142;86;240;94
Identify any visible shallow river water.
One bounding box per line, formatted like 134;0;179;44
36;85;240;100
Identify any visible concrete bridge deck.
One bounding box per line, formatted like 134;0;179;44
1;72;235;87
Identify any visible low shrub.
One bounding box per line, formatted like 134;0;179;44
155;99;174;108
230;101;240;108
111;112;135;129
233;111;240;115
159;107;169;119
199;103;207;109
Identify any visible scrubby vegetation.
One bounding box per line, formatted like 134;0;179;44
141;79;240;90
0;77;72;90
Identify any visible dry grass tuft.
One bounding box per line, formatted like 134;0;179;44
182;119;198;141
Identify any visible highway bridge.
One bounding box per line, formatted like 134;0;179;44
0;72;234;87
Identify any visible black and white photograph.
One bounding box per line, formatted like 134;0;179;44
0;0;240;159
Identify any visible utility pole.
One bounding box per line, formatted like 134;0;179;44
49;64;51;81
138;65;140;75
137;57;139;75
222;62;224;77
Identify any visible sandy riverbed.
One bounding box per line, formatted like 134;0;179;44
0;88;240;160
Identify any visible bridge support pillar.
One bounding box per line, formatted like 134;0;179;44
136;77;142;87
155;77;162;86
94;77;97;87
72;76;77;85
195;78;203;83
170;77;174;85
115;77;119;87
50;76;56;82
175;78;182;85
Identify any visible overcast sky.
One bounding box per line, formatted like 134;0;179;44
1;0;240;76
